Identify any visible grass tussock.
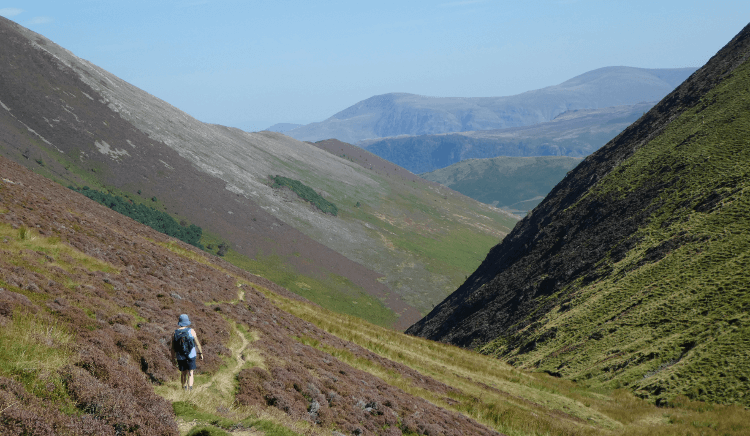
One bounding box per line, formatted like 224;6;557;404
0;311;77;415
0;311;73;375
1;223;117;275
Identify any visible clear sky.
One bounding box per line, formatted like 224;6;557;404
2;1;749;131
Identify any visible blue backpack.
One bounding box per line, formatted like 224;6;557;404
174;329;194;360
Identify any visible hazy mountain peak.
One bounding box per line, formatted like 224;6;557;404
284;67;697;144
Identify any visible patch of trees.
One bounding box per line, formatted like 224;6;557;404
69;186;204;249
271;175;338;216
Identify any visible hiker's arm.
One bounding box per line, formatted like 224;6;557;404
170;336;176;360
192;329;204;359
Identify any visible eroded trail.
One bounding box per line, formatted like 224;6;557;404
193;320;251;397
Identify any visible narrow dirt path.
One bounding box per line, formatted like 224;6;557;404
156;287;263;435
192;320;250;398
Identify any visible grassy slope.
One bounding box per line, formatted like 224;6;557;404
421;156;582;214
158;231;750;436
22;140;512;326
282;156;517;312
16;122;515;323
261;285;750;436
481;47;750;406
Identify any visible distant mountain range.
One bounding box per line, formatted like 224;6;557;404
421;156;582;217
361;102;654;174
281;67;696;144
408;22;750;407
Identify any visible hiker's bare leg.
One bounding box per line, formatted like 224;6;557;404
188;369;194;388
181;370;188;387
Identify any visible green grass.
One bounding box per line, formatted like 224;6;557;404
239;418;304;436
480;52;750;406
271;175;338;215
173;402;236;430
392;227;499;281
332;181;512;309
422;156;582;211
0;311;77;415
186;426;230;436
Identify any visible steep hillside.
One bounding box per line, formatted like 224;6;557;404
0;17;517;327
285;68;693;144
3;156;750;436
407;23;750;407
421;156;583;216
360;102;653;174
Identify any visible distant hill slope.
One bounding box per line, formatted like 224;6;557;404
421;156;582;216
265;122;303;132
0;17;516;328
285;67;695;144
407;23;750;407
360;102;652;174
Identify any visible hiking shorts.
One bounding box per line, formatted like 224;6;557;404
177;358;197;371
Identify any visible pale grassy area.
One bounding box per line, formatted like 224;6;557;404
0;223;118;275
0;312;73;375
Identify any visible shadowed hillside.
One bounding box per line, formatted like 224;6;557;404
407;22;750;407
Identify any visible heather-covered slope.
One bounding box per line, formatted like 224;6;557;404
408;23;750;406
285;68;692;144
0;156;498;436
359;102;653;174
421;156;582;216
3;157;750;436
0;16;516;327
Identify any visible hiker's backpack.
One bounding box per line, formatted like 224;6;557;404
173;329;194;360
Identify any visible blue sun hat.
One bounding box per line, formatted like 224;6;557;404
178;314;191;327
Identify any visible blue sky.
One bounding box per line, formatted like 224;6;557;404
2;1;749;131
